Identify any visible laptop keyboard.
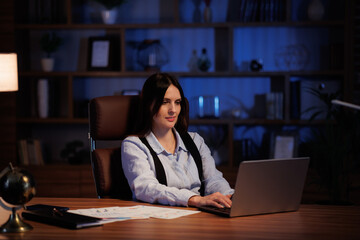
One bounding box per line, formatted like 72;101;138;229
199;206;231;216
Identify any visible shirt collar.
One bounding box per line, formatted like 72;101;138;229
146;129;188;154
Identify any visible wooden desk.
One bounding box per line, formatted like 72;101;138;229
1;198;359;240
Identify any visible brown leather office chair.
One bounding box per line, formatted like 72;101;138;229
89;95;140;199
89;95;190;199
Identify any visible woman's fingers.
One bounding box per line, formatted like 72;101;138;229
188;192;233;208
207;192;232;208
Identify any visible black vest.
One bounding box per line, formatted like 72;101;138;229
140;131;205;196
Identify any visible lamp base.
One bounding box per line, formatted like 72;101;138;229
0;207;32;233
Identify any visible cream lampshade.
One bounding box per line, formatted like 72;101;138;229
0;53;18;92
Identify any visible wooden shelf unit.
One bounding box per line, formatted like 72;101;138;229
14;0;348;188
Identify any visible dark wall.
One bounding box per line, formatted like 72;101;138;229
0;1;17;168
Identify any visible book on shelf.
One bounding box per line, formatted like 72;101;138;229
47;80;61;118
234;0;286;22
239;0;247;22
243;0;255;22
274;0;285;22
290;81;301;119
226;0;242;22
18;140;30;166
269;0;275;22
17;139;45;166
266;92;283;120
27;0;65;24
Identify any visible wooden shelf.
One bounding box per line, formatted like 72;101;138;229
190;118;327;126
14;20;345;30
16;117;326;126
18;70;344;78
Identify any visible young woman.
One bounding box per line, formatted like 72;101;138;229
121;72;234;207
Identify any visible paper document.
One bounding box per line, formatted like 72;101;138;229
69;205;200;220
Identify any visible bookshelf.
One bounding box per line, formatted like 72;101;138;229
13;0;350;194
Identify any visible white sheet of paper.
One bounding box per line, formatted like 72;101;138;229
69;205;200;221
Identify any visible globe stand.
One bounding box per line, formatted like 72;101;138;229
0;162;36;233
0;206;33;233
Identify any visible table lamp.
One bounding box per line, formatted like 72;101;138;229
0;53;18;92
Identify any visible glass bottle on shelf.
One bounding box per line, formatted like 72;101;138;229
197;48;211;72
203;0;212;23
187;49;199;72
136;39;169;71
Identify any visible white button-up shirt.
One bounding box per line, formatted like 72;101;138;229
121;129;234;206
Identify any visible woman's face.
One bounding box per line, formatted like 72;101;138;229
152;84;182;133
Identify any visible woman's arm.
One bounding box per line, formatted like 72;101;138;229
121;137;197;206
190;132;235;196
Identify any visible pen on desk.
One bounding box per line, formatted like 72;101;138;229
52;208;64;217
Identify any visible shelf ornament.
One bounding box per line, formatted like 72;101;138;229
308;0;325;21
39;32;63;72
197;48;211;72
0;163;36;233
204;0;212;22
136;39;169;71
93;0;127;24
274;45;309;71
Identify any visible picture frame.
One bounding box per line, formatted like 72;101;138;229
270;131;298;159
87;36;118;71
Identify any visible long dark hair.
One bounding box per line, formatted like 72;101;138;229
135;72;188;136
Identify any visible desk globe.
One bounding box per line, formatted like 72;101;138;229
0;163;36;233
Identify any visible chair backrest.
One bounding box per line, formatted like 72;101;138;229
89;95;140;199
88;95;189;199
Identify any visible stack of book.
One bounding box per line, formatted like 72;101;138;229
266;92;283;120
227;0;286;23
17;139;45;165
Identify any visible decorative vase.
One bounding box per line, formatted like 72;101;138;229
250;59;263;72
203;6;212;23
197;48;211;72
187;49;199;72
101;9;117;24
308;0;325;21
136;39;169;71
41;58;54;72
37;79;49;118
203;0;212;22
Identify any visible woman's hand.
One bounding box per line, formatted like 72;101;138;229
188;192;232;208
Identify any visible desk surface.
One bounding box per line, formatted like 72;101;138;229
1;197;359;240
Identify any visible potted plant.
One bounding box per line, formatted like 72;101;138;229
302;88;360;204
40;32;63;72
93;0;126;24
60;140;89;165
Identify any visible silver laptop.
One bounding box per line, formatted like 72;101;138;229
199;157;310;217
